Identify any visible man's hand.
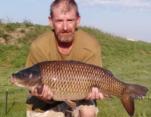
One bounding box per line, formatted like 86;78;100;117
30;85;53;101
86;87;104;100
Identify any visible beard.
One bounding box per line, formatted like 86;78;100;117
55;29;75;43
57;32;74;43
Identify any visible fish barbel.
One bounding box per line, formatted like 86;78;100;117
11;61;148;116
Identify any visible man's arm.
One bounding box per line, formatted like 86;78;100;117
84;40;104;100
26;43;54;101
26;43;47;67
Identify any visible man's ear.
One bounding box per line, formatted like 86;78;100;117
76;16;81;27
48;16;53;28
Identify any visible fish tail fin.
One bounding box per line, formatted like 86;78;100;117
121;84;148;116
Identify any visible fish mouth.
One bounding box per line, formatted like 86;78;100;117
10;76;16;84
10;75;40;91
10;76;26;88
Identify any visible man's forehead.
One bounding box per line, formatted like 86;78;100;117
53;6;76;18
53;2;76;15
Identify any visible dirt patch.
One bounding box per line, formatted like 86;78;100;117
0;26;33;45
0;37;6;45
140;50;151;56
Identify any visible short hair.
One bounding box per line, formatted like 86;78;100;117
50;0;80;17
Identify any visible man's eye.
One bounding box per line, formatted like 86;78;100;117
68;19;74;22
56;20;63;22
67;20;75;23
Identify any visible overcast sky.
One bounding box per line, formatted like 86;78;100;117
0;0;151;42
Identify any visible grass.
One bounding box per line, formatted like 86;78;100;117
0;22;49;117
0;23;151;117
83;27;151;117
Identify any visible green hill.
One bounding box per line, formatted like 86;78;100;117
0;22;151;117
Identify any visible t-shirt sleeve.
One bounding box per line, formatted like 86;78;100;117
84;43;102;67
25;43;44;67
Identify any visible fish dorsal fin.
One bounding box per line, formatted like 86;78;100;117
102;68;114;77
121;94;134;116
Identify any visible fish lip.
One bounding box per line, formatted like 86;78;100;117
10;76;26;88
10;76;15;84
10;76;20;86
10;73;17;83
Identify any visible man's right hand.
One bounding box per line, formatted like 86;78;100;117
30;85;53;102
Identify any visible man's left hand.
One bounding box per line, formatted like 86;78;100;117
86;87;104;100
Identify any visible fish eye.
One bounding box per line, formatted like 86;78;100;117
29;74;33;79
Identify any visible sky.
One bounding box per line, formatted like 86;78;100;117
0;0;151;42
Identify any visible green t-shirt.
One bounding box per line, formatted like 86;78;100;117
26;29;102;67
25;29;102;111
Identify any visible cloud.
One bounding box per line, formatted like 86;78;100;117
78;0;151;9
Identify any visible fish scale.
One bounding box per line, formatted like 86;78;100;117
39;61;126;100
11;60;148;116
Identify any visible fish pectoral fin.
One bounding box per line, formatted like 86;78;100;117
36;84;44;94
99;90;112;99
65;100;76;109
102;92;112;99
121;94;134;117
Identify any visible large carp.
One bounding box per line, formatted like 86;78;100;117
11;61;148;116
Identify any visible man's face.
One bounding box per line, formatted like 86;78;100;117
49;5;80;44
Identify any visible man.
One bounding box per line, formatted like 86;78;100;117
26;0;103;117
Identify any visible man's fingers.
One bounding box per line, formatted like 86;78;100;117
86;92;92;100
92;87;99;99
41;85;53;100
47;91;53;100
86;87;104;100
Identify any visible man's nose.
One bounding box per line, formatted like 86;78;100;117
63;21;68;31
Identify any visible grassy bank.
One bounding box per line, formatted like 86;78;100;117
83;27;151;117
0;23;151;117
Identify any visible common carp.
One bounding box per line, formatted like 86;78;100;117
11;61;148;116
